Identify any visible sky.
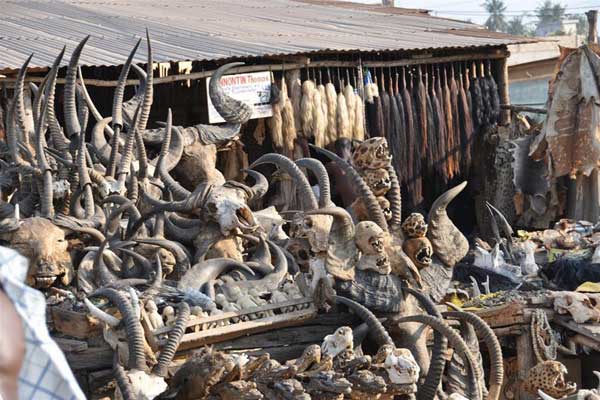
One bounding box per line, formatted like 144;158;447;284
348;0;599;26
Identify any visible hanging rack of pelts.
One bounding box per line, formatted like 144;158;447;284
359;58;501;208
265;55;502;208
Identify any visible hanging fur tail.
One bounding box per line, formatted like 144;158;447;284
300;80;316;138
336;90;351;139
312;85;326;148
344;83;356;137
354;93;365;141
325;82;338;146
281;77;297;158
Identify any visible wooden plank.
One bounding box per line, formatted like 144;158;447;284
516;330;536;400
153;297;314;335
166;307;317;351
474;302;526;328
54;337;88;353
363;51;508;68
554;315;600;342
51;306;101;339
65;346;113;371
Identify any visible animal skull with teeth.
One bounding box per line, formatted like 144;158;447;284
0;217;73;289
204;183;259;235
355;221;387;255
351;137;391;171
362;168;391;196
523;361;577;399
403;237;433;269
356;253;391;275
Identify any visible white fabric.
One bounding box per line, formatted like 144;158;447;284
0;246;85;400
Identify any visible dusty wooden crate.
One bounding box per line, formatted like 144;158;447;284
150;297;318;352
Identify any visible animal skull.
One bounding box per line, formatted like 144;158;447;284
523;361;577;399
377;196;392;222
203;184;258;235
362;168;391;196
0;217;73;289
376;345;420;385
253;206;289;243
351;137;391;170
403;237;433;269
321;326;354;358
356;253;391;275
52;179;71;199
551;291;600;324
292;214;333;254
355;221;386;255
401;213;428;238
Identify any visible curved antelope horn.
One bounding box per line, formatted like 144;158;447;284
310;144;388;231
209;62;252;124
239;169;269;201
77;123;95;218
305;207;354;241
13;53;33;147
334;295;393;347
154;108;172;178
394;314;483;400
36;47;65;218
402;286;446;400
91;288;146;370
84;298;120;327
117;106;141;186
113;353;135;400
250;153;318;210
152;301;190;377
444;309;503;400
135;238;191;269
118;248;152;275
386;164;402;232
90;117;113;166
164;216;202;244
31;74;48;125
107;38;142;178
64;36;90;139
295;157;332;207
134;29;153;134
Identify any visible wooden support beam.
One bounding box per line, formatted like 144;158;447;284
501;104;547;114
496;57;511;125
362;51;508;68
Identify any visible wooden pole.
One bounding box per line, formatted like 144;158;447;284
586;10;598;44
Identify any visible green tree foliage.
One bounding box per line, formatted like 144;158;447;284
535;1;566;35
483;0;508;32
507;16;528;35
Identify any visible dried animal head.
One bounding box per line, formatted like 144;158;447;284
403;237;433;269
355;221;386;255
551;291;600;324
291;213;333;254
356;253;391;275
321;326;354;358
154;248;176;277
401;213;428;238
351;137;391;170
286;238;312;272
523;361;577;399
376;345;420;385
253;206;289;242
362;168;391;196
0;217;73;288
204;184;258;235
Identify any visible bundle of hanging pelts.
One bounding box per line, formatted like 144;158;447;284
269;76;298;158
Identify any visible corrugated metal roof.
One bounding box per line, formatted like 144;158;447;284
0;0;538;71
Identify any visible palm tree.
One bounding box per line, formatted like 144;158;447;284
483;0;508;32
507;16;528;35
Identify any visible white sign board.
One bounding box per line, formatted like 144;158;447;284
206;71;272;123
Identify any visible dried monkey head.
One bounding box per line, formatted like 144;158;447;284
403;237;433;269
355;221;387;255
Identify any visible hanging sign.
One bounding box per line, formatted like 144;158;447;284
206;71;272;123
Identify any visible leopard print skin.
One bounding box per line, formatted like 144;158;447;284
352;137;391;171
401;213;428;238
362;168;391;196
522;361;576;398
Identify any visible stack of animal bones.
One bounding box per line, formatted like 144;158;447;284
0;33;517;400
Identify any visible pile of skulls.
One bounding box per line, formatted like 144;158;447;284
0;34;509;400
